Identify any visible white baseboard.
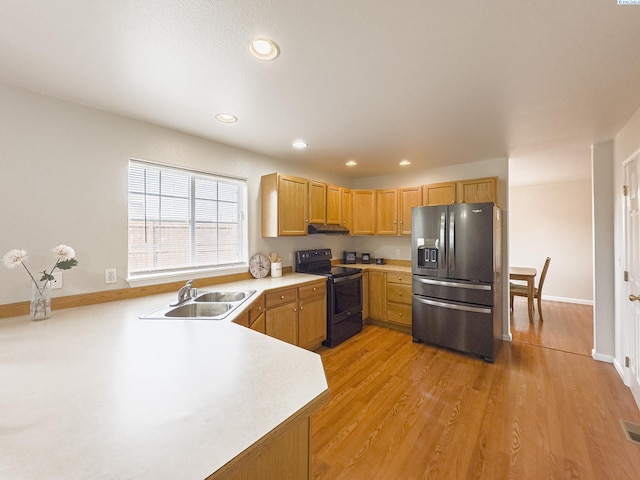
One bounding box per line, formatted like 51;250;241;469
612;358;627;383
592;349;614;363
543;295;593;305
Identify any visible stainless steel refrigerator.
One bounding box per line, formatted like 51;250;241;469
411;202;502;362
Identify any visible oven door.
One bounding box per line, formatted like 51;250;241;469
329;273;363;323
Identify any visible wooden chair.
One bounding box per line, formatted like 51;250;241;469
510;257;551;320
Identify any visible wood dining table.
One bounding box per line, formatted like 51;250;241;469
509;266;537;322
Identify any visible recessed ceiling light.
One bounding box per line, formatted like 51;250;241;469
292;140;308;149
215;113;237;123
346;160;358;167
399;159;411;166
249;38;280;60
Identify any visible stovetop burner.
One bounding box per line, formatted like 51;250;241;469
295;248;362;278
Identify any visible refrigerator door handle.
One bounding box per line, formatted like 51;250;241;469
414;296;492;314
414;277;492;291
439;212;446;270
449;211;455;272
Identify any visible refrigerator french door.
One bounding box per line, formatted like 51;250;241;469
411;202;502;362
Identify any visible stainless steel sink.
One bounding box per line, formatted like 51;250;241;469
140;289;256;320
193;291;250;303
164;302;234;318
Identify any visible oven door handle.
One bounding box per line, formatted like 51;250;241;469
332;272;363;283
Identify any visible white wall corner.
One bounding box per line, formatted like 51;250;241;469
591;141;616;358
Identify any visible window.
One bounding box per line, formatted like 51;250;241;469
128;160;247;279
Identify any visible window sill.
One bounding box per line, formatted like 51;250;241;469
127;265;249;288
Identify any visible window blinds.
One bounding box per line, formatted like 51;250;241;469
128;160;246;276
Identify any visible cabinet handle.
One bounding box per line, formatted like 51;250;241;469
397;291;402;296
257;306;262;311
293;308;298;312
300;306;304;310
312;287;317;291
280;295;285;299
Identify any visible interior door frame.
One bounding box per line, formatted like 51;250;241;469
623;153;640;408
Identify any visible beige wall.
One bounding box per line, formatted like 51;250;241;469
509;180;593;303
0;84;355;304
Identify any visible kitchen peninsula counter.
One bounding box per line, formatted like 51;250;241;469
0;273;329;479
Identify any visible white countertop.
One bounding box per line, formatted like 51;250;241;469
0;273;329;479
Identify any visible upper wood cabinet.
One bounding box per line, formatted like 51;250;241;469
351;190;376;235
261;173;309;237
341;188;352;231
261;172;498;237
423;177;498;205
373;187;422;235
457;177;497;204
376;188;398;235
326;184;342;225
308;181;327;224
423;182;457;206
399;187;422;235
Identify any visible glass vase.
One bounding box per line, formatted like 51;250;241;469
30;281;51;321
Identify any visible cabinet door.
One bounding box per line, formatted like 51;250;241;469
352;190;376;235
326;184;341;225
308;181;327;224
278;175;308;236
376;189;398;235
250;313;266;334
423;182;457;206
368;271;386;320
341;188;352;231
399;187;422;235
298;295;326;350
457;177;497;204
266;303;298;345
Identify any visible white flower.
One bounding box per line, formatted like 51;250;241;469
2;249;28;269
52;244;76;261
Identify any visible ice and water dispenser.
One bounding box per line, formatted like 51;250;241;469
417;238;439;268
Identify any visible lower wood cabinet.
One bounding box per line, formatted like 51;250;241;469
262;281;327;350
365;269;413;331
298;283;327;350
265;288;299;345
368;271;386;321
385;272;412;327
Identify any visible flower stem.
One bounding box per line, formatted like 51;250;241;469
21;262;45;294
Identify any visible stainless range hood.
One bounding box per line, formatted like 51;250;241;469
307;223;350;235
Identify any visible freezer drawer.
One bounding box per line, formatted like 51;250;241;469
412;276;493;306
412;295;496;361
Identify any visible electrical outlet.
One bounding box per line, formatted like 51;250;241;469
51;272;63;289
395;249;401;257
105;268;117;284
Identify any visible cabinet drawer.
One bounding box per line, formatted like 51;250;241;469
299;282;326;300
249;295;265;325
386;283;412;304
386;272;412;285
387;302;412;326
265;288;298;308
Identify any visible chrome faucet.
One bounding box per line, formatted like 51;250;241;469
171;280;194;306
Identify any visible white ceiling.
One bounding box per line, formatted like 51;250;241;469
2;1;640;184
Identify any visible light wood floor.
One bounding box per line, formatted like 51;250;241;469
311;301;640;479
